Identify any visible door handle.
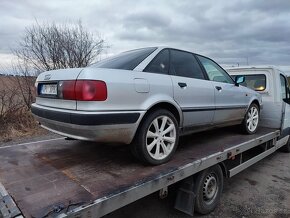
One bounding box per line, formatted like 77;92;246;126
215;86;222;91
178;82;187;88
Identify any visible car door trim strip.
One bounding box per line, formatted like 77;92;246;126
182;105;247;112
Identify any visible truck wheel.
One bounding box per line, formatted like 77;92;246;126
242;103;260;134
132;109;179;165
194;165;223;214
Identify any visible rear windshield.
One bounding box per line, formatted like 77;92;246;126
91;47;157;70
231;74;266;91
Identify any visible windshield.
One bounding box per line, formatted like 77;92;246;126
91;47;157;70
231;74;266;91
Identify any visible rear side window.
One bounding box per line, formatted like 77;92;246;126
92;47;157;70
231;74;266;91
197;55;234;84
144;49;169;74
170;50;205;79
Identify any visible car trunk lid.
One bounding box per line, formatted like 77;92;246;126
35;68;83;110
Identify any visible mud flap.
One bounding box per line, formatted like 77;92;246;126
174;176;196;216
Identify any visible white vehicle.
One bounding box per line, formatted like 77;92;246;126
1;66;289;218
227;66;290;152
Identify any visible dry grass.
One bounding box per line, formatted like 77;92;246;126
0;111;43;143
0;75;43;143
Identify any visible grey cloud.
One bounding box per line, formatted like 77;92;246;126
122;11;170;29
226;0;290;14
0;0;290;67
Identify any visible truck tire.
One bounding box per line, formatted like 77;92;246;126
242;103;260;134
194;165;224;214
131;109;179;165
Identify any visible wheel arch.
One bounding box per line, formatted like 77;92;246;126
131;101;182;143
251;99;260;110
144;101;182;126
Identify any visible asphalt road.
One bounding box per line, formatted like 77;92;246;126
105;151;290;218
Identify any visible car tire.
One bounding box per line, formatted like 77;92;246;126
242;103;260;134
131;109;179;165
194;165;224;215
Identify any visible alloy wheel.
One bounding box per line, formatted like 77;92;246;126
247;106;259;132
146;115;176;160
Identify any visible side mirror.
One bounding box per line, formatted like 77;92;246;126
235;75;245;86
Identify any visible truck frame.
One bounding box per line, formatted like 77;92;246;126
0;126;285;218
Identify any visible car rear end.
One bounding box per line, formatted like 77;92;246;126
32;67;144;144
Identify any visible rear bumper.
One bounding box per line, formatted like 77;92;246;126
31;104;145;144
31;105;140;126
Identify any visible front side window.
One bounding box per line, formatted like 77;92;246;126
170;50;205;79
91;47;157;70
280;74;288;100
231;74;266;91
197;55;234;84
144;49;169;74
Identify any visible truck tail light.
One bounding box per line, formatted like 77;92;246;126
61;80;107;101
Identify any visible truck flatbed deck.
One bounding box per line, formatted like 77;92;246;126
0;127;280;218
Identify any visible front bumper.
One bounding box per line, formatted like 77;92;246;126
31;104;144;144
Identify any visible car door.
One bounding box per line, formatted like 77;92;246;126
196;55;247;124
170;49;215;128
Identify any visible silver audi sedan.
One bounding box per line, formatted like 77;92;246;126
32;47;262;165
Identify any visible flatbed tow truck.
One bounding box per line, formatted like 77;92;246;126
0;127;284;218
2;66;290;218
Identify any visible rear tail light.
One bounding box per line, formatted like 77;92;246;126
62;81;76;100
75;80;107;101
61;80;107;101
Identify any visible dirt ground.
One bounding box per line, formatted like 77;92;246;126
105;151;290;218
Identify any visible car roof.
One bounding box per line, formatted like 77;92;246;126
157;46;198;54
127;46;200;56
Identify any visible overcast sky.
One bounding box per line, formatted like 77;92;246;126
1;0;290;71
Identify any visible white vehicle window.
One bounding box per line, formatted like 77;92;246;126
170;50;205;79
144;49;169;74
197;56;234;84
280;74;288;100
231;74;266;91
